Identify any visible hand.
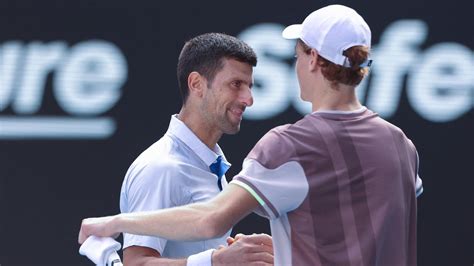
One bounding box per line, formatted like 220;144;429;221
78;215;120;244
225;233;250;246
212;233;273;266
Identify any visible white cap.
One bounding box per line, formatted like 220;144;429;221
282;5;372;68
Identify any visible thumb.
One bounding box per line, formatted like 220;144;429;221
226;237;235;246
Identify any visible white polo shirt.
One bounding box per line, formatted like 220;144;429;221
120;115;231;258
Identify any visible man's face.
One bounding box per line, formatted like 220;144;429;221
201;58;254;135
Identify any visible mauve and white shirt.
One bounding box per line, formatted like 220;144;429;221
231;107;423;266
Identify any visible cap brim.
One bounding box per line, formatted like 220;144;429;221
282;24;303;39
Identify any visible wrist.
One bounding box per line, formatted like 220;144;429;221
211;248;223;266
111;214;123;235
187;249;215;266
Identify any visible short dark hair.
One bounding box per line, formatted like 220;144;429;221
177;33;257;104
298;39;369;88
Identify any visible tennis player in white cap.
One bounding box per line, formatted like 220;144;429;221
79;5;423;266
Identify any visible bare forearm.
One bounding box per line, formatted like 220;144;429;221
78;184;258;244
126;256;186;266
123;246;186;266
115;201;226;241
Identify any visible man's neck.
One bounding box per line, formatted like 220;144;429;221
311;83;362;112
177;107;222;150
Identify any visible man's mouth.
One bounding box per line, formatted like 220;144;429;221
229;106;245;119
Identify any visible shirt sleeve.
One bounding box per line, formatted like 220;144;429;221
120;159;187;253
415;151;423;197
230;127;309;219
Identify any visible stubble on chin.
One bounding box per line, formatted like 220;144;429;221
220;113;241;135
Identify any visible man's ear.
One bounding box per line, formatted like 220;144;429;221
309;49;319;72
188;71;206;98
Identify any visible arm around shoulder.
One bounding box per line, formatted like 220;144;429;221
79;183;260;242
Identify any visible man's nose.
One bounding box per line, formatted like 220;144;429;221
241;86;253;107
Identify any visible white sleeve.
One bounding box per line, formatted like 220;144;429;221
415;151;423;198
230;128;309;219
186;249;215;266
415;175;423;197
120;160;186;253
232;158;308;219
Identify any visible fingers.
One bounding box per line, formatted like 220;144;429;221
215;235;274;266
233;233;272;245
226;236;235;246
254;234;273;247
240;233;273;248
78;231;84;244
234;233;245;240
244;241;273;255
233;235;273;255
78;216;118;244
78;219;87;244
79;218;96;244
247;252;274;264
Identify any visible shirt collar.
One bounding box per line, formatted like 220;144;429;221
312;106;367;115
166;115;231;168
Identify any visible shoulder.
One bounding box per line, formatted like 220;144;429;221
378;117;411;141
252;124;292;150
124;137;189;186
246;124;296;169
372;116;417;155
121;146;193;206
255;116;315;146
